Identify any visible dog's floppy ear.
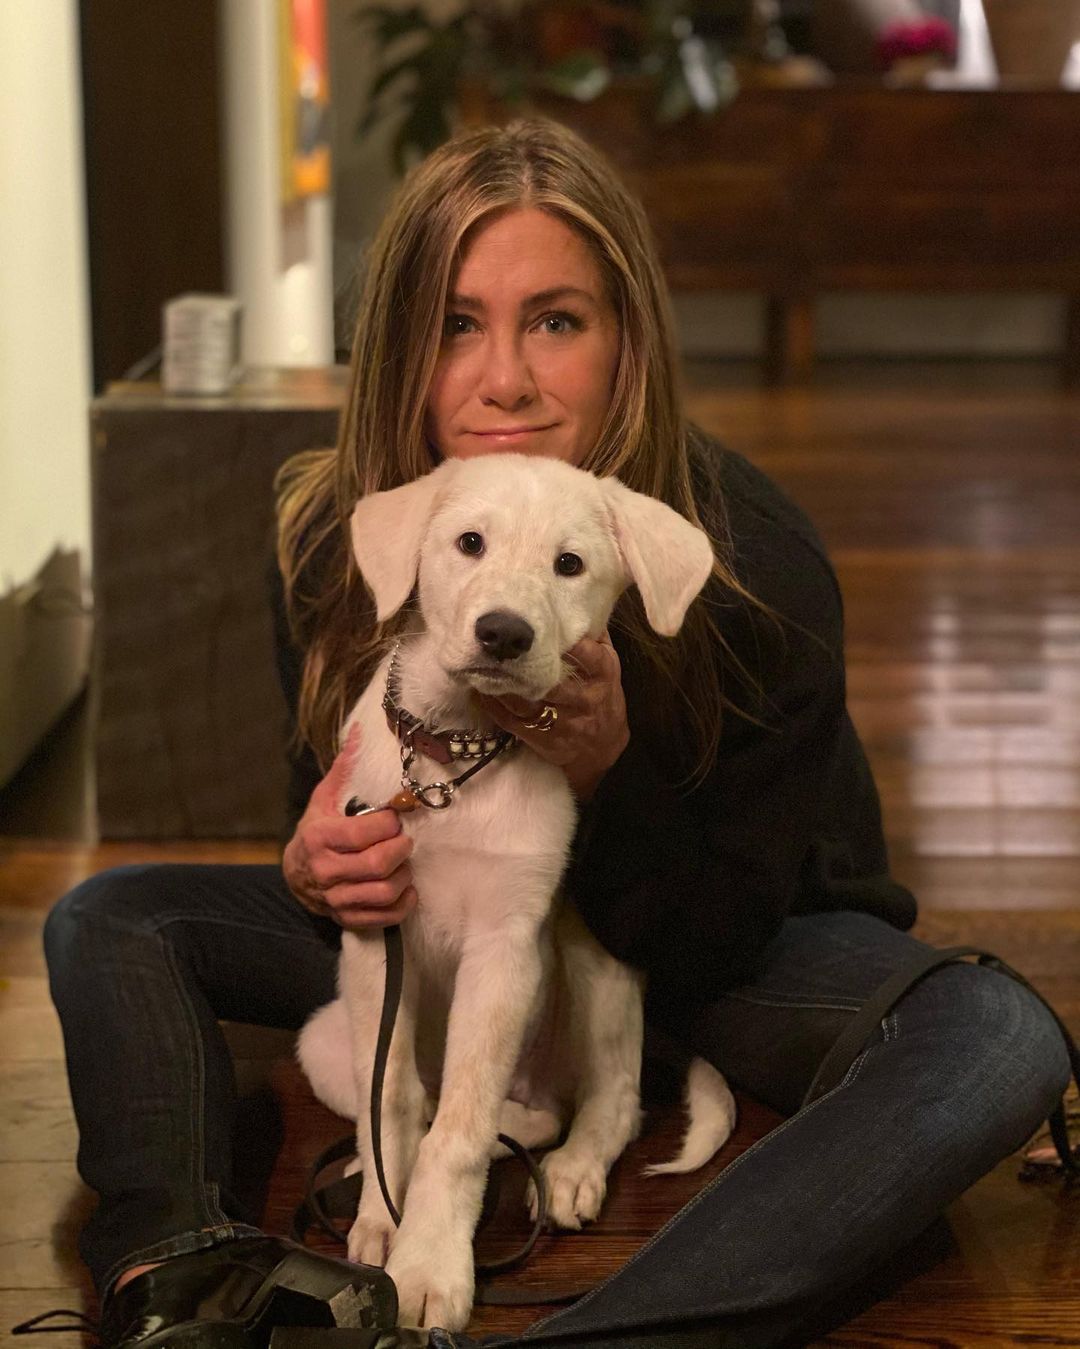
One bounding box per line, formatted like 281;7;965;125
349;462;455;621
601;477;714;636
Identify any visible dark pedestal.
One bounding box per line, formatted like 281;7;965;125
91;368;346;838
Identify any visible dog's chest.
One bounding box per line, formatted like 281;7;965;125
343;661;577;939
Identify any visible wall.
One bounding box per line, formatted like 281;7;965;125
81;0;223;389
0;0;92;589
327;0;400;352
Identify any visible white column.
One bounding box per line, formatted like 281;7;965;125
218;0;334;367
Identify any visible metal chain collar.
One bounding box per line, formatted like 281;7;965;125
398;723;514;809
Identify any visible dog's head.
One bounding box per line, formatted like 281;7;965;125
350;454;714;701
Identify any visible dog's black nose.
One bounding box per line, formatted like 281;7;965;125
475;610;534;662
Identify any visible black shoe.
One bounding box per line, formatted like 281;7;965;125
98;1236;399;1348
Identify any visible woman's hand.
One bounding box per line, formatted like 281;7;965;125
282;724;418;928
474;629;629;803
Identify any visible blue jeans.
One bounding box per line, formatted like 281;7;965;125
44;864;1069;1346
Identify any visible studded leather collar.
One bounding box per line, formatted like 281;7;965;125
381;642;516;766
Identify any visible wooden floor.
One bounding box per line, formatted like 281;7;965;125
2;358;1079;1347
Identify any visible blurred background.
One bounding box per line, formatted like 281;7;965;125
3;0;1080;826
8;0;1078;841
2;2;1080;1343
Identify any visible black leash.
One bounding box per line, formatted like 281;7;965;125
370;924;406;1227
11;1309;102;1337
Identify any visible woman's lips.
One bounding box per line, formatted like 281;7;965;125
467;425;555;443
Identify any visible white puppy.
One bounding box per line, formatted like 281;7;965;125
297;453;736;1331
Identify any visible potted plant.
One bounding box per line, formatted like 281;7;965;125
353;0;808;170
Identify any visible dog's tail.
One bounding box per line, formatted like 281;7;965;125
644;1056;737;1176
296;997;358;1120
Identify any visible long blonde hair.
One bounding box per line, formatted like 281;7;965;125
276;117;780;785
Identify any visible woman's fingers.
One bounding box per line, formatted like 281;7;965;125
292;847;416;927
283;787;412;920
564;633;621;697
476;693;566;751
333;882;420;929
489;693;556;723
324;859;415;911
317;806;406;854
566;630;616;679
310;827;413;888
548;632;621;708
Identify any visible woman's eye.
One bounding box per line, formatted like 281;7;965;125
443;314;475;339
458;532;484;556
538;311;583;336
555;552;584;577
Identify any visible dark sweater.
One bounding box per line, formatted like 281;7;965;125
272;431;915;1014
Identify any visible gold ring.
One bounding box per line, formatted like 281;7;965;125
521;704;558;732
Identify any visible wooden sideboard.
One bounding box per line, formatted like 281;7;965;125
543;83;1080;382
91;369;345;838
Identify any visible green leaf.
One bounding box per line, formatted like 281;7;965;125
370;48;429;103
392;98;451;174
423;20;468;87
537;49;612;102
356;7;468;153
356;4;432;45
655;68;692;124
499;67;530;106
357;52;422;140
712;54;739;109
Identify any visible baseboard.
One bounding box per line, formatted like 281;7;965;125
0;547;93;789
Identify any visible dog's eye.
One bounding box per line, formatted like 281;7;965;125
457;532;484;557
555;553;584;577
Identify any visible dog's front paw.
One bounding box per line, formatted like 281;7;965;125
526;1147;606;1230
385;1232;474;1332
347;1203;398;1268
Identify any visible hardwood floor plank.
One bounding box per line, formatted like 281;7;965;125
0;1063;77;1164
0;979;64;1063
0;1161;95;1289
883;855;1080;911
0;841;280;914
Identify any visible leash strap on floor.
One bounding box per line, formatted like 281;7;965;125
294;1131;590;1304
10;1309;103;1338
292;1134;360;1245
801;945;1080;1177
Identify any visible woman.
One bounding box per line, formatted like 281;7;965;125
45;119;1069;1348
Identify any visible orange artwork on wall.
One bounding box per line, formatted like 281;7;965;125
279;0;331;202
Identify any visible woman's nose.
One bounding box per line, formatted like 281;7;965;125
478;334;537;410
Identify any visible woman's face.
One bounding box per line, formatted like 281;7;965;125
424;207;621;468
